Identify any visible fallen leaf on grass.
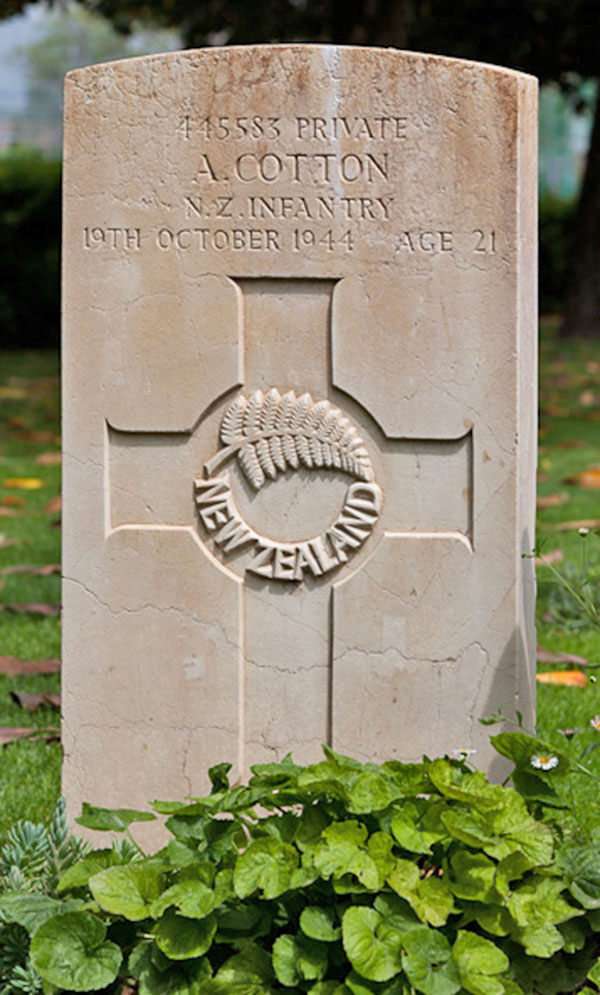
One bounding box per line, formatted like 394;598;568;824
556;440;586;450
563;470;600;489
535;549;564;566
537;671;587;688
537;473;549;484
0;537;19;549
579;390;597;407
2;495;25;507
0;564;60;577
0;657;60;676
16;430;60;445
549;519;600;532
0;727;60;746
537;493;569;509
541;405;568;417
10;691;61;711
44;495;61;514
2;478;43;490
586;361;600;374
36;452;61;466
0;508;17;517
0;603;60;617
537;646;588;666
0;387;27;400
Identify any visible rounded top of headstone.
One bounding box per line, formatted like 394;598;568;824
64;43;537;86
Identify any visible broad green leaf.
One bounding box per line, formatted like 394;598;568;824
30;911;121;991
315;822;368;874
511;922;565;958
249;752;302;786
494;851;533;897
491;732;569;776
208;761;232;792
367;832;396;879
461;902;513;937
197;984;263;995
347;772;394;813
507;876;582;930
57;849;128;892
451;931;508;995
272;933;328;985
391;805;446;855
0;894;65;935
373;894;420;933
342;906;403;982
155;909;216;960
150;866;222;919
558;840;600;908
89;863;165;920
301;905;341;941
559;918;587;953
310;983;352;994
448;852;498;903
129;939;211;995
441;809;495;849
401;925;460;995
510;769;566;808
387;859;456;926
298;760;357;800
380;760;435;797
233;837;298;900
345;970;411;994
322;745;365;767
216;942;273;985
428;761;505;812
272;934;300;985
161;840;200;868
487;792;554;865
76;802;156;832
215;903;273;941
588;956;600;987
295;803;330;851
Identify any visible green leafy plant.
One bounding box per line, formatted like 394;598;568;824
3;744;600;994
0;799;136;995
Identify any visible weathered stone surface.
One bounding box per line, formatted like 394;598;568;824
62;46;537;845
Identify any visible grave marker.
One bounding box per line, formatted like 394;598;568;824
62;46;537;844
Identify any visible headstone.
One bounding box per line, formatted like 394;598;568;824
62;46;537;844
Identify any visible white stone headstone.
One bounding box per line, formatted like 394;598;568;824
62;46;537;844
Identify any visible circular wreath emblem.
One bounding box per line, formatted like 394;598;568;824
195;387;382;582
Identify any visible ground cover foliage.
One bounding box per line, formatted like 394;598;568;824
3;737;600;994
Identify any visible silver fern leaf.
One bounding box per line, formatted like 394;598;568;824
208;388;375;490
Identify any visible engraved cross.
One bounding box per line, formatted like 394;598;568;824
107;278;472;770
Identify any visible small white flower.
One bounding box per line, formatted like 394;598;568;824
579;527;590;536
451;748;477;759
590;715;600;731
530;754;559;771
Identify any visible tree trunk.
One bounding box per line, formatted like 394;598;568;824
560;83;600;338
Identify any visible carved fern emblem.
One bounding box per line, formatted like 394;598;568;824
203;388;374;489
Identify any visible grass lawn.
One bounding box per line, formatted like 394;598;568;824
0;350;61;837
0;322;599;840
